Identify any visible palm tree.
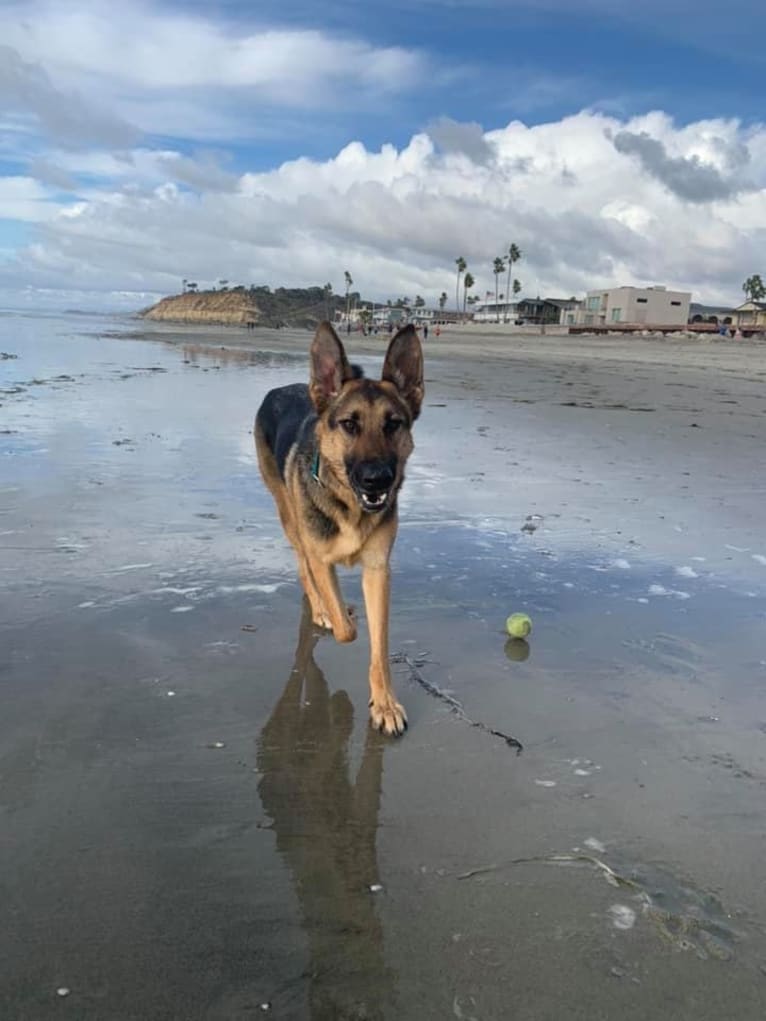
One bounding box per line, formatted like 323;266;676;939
504;244;522;322
455;257;467;318
439;291;448;311
493;257;506;321
463;272;475;315
323;282;333;319
414;295;425;308
742;274;765;302
344;271;353;324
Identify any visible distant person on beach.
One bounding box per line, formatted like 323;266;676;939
435;325;441;337
423;323;429;340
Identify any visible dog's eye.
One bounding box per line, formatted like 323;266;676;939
384;418;403;434
339;418;359;436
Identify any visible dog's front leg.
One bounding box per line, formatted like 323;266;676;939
362;562;407;736
307;559;357;644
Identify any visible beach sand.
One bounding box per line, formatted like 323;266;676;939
2;314;766;1019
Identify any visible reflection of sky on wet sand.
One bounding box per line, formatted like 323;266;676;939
4;314;766;1018
5;313;765;605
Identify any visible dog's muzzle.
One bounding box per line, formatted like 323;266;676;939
351;460;396;513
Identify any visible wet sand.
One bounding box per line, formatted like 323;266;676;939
2;312;766;1019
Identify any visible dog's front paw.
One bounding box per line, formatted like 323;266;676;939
311;607;333;631
369;697;408;737
333;605;357;644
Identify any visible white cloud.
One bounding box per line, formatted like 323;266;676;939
0;175;63;221
0;44;139;148
1;111;764;307
0;1;423;141
0;285;157;312
3;4;419;91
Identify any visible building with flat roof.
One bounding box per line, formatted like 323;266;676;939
573;286;691;327
472;296;582;324
472;298;517;322
516;297;579;325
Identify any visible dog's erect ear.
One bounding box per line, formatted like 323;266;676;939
309;321;354;412
381;325;424;420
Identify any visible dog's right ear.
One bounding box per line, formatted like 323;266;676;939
309;322;353;412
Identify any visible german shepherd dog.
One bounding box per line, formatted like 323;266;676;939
255;322;423;736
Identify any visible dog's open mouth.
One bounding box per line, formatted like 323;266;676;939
359;490;389;512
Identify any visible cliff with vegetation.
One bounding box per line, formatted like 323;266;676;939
140;285;355;329
141;288;259;326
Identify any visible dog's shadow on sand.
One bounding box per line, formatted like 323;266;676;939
256;598;392;1019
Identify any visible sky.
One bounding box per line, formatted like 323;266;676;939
1;0;765;311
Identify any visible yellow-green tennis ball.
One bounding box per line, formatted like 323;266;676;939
506;613;532;639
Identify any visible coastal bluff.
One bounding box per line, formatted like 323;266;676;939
140;285;350;328
140;289;259;327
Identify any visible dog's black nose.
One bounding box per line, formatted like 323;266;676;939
357;461;395;492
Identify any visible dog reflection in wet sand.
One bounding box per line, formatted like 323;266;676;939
257;599;392;1019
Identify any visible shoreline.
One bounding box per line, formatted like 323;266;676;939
114;317;766;376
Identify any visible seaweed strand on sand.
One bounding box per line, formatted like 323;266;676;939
391;651;523;754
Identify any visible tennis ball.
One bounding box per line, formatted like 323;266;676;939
506;612;532;639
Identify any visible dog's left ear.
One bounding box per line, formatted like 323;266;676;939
382;325;424;420
309;321;354;412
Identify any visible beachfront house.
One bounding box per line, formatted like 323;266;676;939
516;298;580;324
471;296;580;324
472;298;518;322
370;306;406;328
368;305;443;329
733;300;766;329
573;286;691;328
409;308;435;326
555;298;584;325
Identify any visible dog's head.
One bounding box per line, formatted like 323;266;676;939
309;322;423;514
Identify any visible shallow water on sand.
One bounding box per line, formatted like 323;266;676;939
2;313;766;1019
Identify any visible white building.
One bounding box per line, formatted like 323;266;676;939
368;305;435;326
575;286;691;327
472;299;518;323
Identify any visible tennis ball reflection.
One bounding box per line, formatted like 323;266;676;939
504;637;530;662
